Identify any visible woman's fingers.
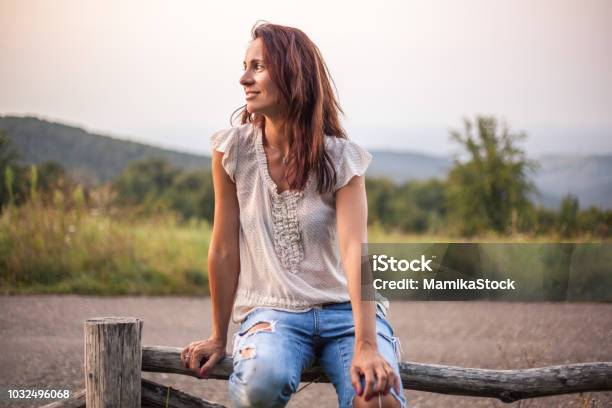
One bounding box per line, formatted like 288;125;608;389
383;363;397;395
181;338;228;375
199;351;223;379
362;367;376;400
349;366;362;395
374;365;388;395
361;363;397;400
180;346;190;368
189;349;203;376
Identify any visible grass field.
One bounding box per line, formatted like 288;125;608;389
0;201;608;295
0;202;211;295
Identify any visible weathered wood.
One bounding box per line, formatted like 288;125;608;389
38;389;85;408
142;345;612;402
38;342;612;407
142;345;330;382
141;378;226;407
396;361;612;403
85;317;143;408
39;379;225;408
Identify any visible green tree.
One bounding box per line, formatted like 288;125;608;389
0;130;23;209
577;207;611;237
558;193;579;237
36;161;68;192
365;177;396;227
4;166;15;210
0;130;20;170
387;179;447;233
445;115;538;235
113;157;179;207
169;170;214;221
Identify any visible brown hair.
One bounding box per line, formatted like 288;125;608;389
231;21;347;194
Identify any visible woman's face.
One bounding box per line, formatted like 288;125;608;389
240;38;284;119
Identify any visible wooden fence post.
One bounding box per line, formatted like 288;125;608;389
85;317;143;408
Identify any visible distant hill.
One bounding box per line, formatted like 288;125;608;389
366;151;452;182
1;115;610;209
366;149;612;209
0;115;209;185
531;154;612;209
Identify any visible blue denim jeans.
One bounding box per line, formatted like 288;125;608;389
228;301;407;408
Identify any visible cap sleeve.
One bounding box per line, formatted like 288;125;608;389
209;127;239;182
334;139;373;192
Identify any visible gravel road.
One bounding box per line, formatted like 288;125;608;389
1;295;611;407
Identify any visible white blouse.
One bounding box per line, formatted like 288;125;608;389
210;122;389;324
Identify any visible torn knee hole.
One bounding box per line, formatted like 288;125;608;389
241;320;277;340
239;346;256;359
246;321;273;335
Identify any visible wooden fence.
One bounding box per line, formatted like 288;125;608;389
40;317;612;407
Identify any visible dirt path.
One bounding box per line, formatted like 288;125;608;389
1;295;610;407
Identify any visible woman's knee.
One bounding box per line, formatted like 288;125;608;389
229;364;295;407
229;314;303;406
230;339;297;406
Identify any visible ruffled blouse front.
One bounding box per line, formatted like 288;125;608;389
253;133;310;275
210;123;388;324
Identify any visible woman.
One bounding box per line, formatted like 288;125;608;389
181;21;407;408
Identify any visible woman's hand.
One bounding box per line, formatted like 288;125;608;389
180;336;227;379
350;341;401;401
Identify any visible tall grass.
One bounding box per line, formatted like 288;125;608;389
0;181;606;295
0;184;211;295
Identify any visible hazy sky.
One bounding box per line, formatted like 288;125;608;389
1;0;610;157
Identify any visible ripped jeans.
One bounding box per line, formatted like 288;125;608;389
228;301;407;408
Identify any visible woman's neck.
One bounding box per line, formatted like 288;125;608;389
263;116;290;157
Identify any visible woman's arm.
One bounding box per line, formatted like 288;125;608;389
181;150;241;379
336;174;376;347
208;150;241;344
336;174;400;400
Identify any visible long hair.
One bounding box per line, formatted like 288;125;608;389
231;21;347;195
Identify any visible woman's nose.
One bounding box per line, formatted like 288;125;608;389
240;72;253;86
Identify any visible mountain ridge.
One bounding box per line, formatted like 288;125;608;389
1;115;610;209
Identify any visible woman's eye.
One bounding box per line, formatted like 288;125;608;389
242;64;263;71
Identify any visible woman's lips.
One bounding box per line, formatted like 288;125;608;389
246;92;259;100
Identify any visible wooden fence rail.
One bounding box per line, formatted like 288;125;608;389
39;317;612;408
143;345;612;402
